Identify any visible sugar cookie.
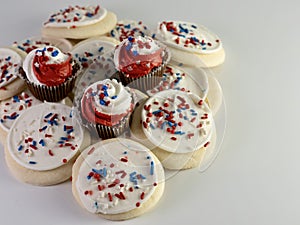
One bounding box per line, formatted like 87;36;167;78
72;138;165;220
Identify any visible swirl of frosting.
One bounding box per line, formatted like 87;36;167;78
81;79;133;126
114;36;164;78
0;48;22;88
43;5;107;28
23;46;73;86
156;21;222;54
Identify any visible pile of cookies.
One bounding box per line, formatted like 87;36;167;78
0;4;225;221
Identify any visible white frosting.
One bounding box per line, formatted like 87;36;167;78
7;103;84;171
12;36;72;54
43;5;107;28
76;139;164;214
114;36;163;69
0;48;22;88
141;90;213;153
156;21;222;54
109;20;152;41
81;79;133;115
147;65;209;99
22;46;70;85
72;39;116;69
0;90;42;132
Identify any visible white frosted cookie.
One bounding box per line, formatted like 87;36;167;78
172;65;223;116
147;64;208;99
5;102;91;186
155;21;225;68
72;36;118;70
0;48;26;101
0;89;42;145
130;90;215;170
12;36;72;55
72;138;165;220
42;5;117;39
108;20;153;42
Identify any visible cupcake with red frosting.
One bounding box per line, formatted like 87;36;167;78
114;36;170;92
79;79;134;139
20;46;80;102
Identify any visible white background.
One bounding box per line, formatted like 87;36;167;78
1;0;300;224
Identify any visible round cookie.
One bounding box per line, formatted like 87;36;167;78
155;21;225;68
72;36;118;70
108;20;153;42
147;64;209;99
0;48;26;101
5;102;91;186
72;138;165;220
0;89;42;145
12;36;72;55
130;90;215;170
42;5;117;39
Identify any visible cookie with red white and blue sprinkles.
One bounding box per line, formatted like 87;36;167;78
5;102;91;186
108;20;153;42
72;138;165;220
0;48;26;101
12;36;72;55
0;89;42;145
155;21;225;68
147;64;209;99
42;5;117;39
72;36;118;70
130;89;215;170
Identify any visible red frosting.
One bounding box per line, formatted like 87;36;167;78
81;88;133;126
32;53;73;86
117;40;163;78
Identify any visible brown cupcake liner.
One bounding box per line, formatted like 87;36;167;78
19;62;80;102
85;113;131;139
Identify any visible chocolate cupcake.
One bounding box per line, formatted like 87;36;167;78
78;79;135;139
19;46;80;102
114;36;170;92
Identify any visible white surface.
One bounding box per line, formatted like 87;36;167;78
1;0;300;224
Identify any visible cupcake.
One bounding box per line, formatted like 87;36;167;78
78;79;135;139
114;36;170;92
20;46;80;102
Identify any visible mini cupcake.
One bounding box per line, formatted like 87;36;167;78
78;79;135;139
114;36;170;92
19;46;80;102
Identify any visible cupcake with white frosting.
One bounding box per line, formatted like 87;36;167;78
78;79;135;139
20;46;80;102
